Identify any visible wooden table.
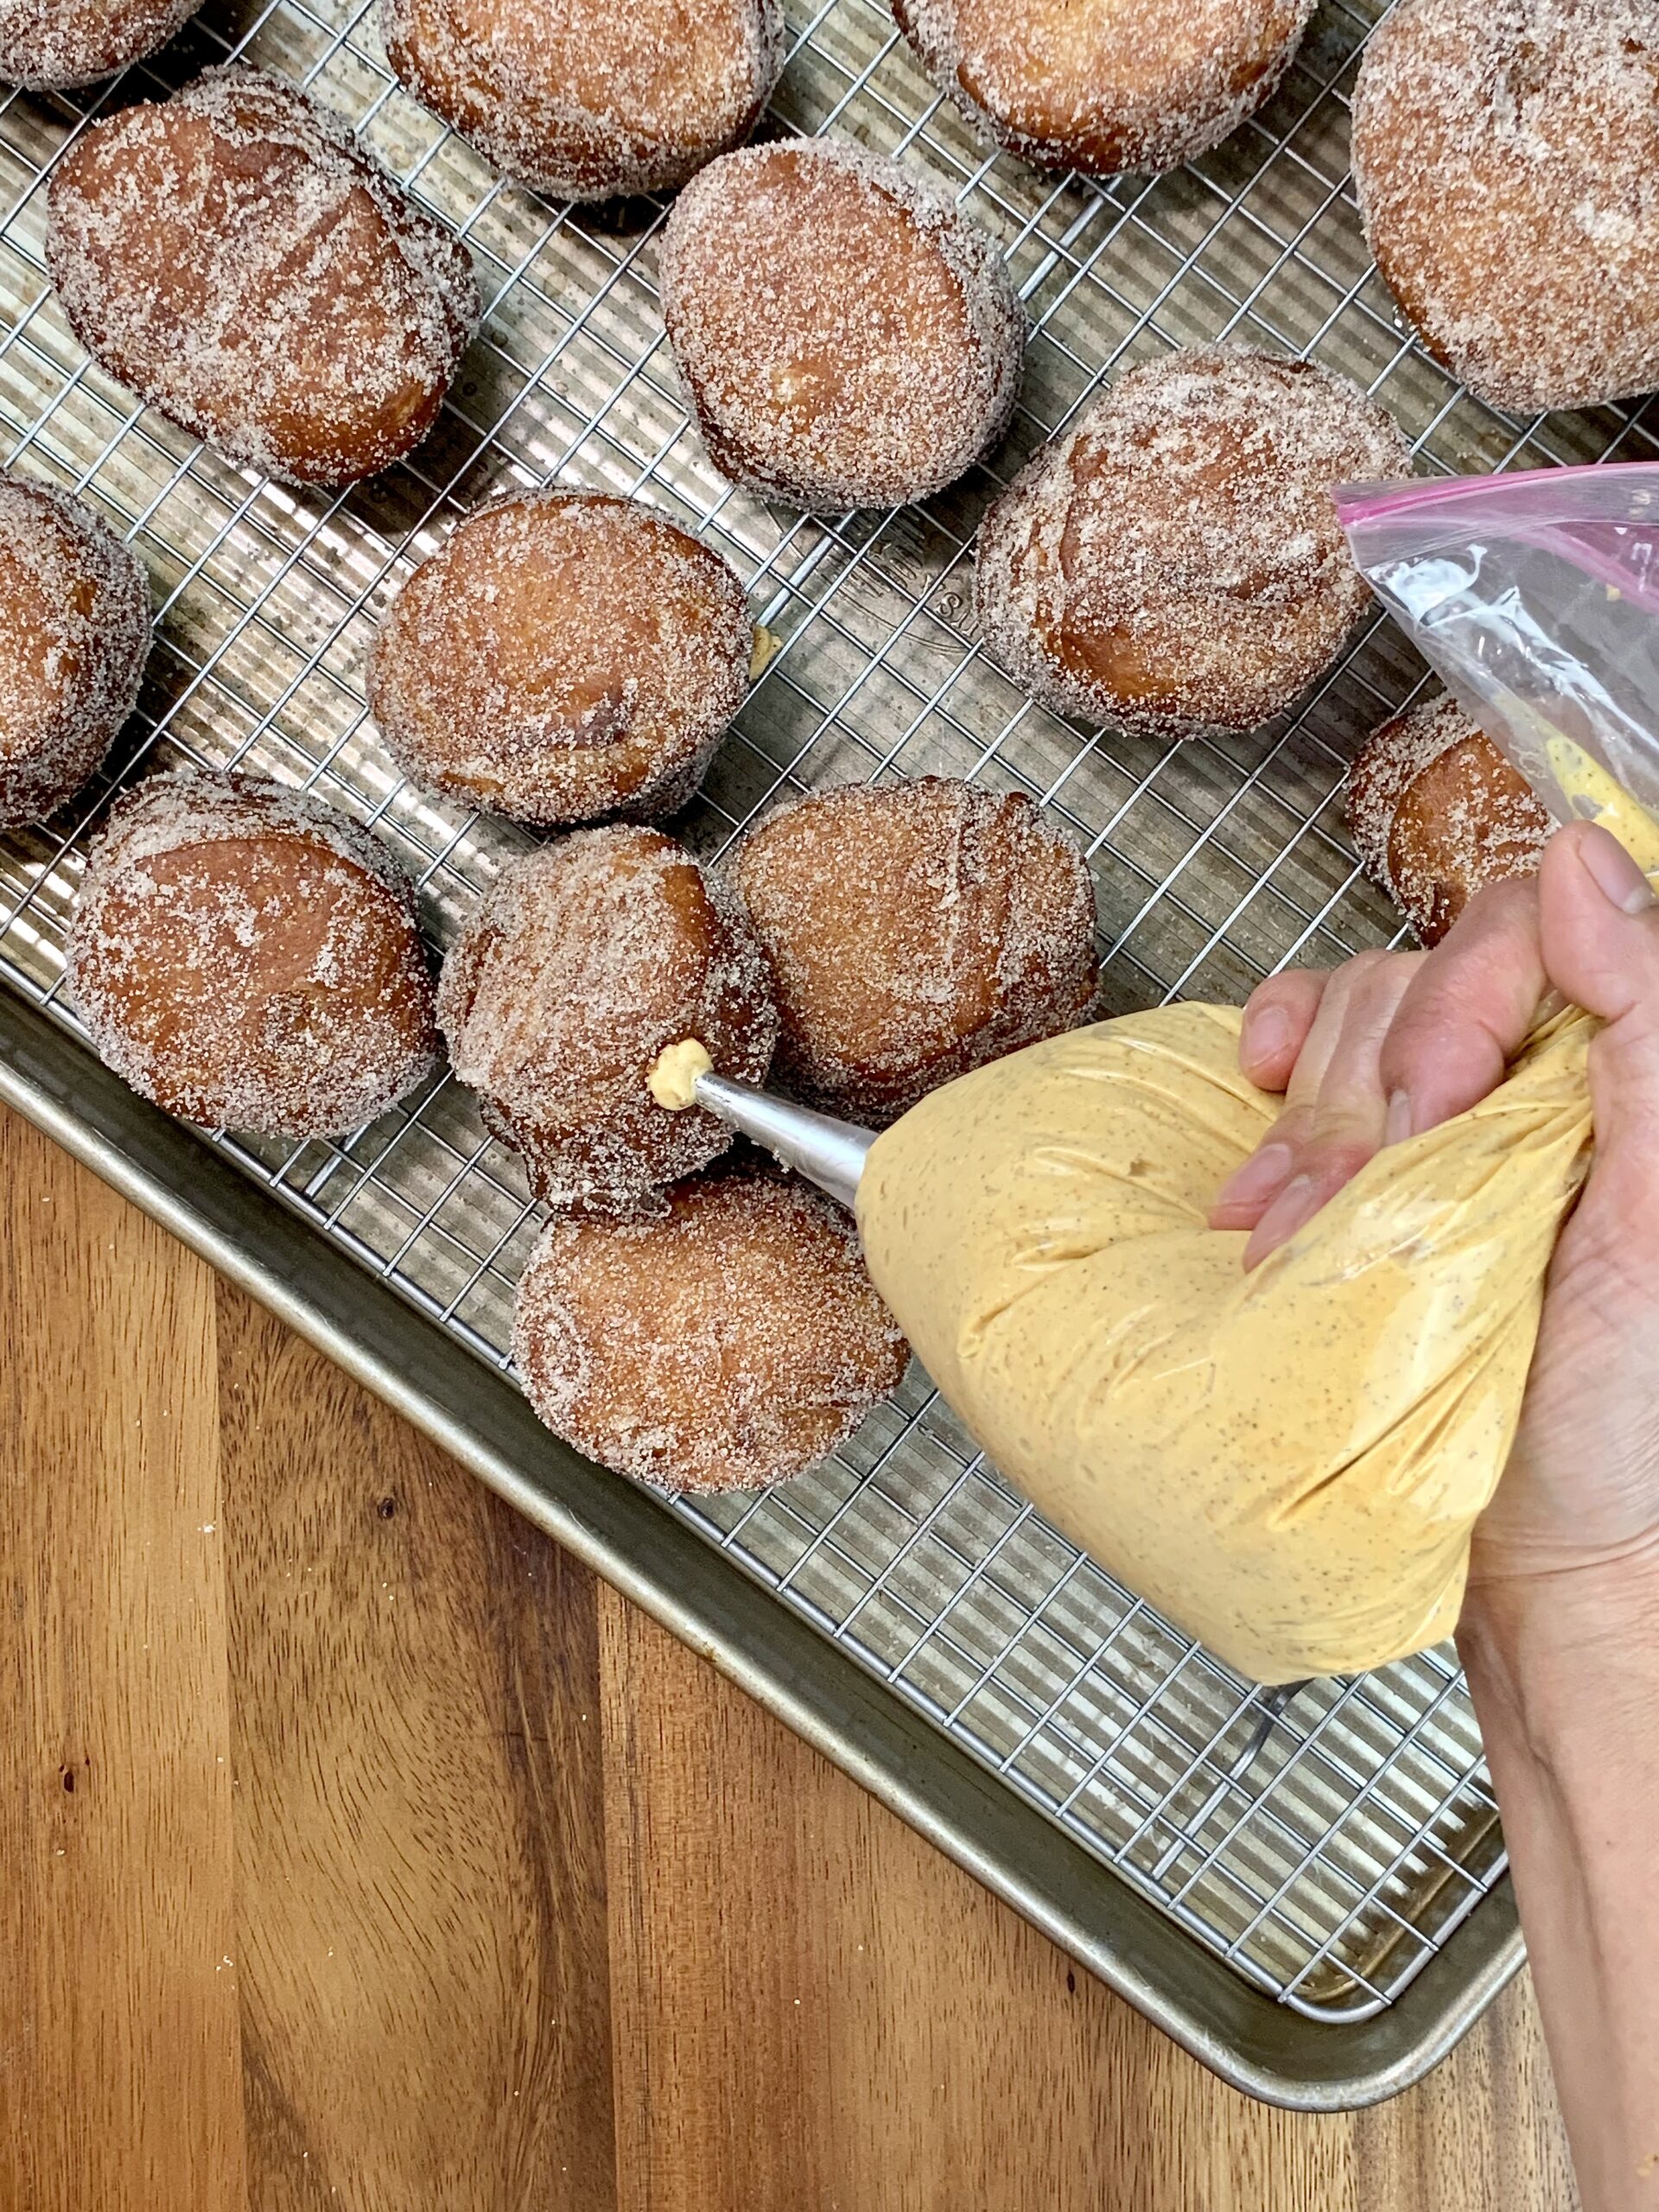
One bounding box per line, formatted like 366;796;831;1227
0;1102;1582;2212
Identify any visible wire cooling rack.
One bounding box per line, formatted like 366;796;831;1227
3;0;1653;2026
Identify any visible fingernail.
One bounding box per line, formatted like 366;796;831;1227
1384;1090;1414;1146
1252;1173;1320;1250
1580;824;1656;915
1214;1141;1294;1212
1242;1003;1290;1067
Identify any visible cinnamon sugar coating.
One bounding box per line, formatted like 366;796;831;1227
660;140;1023;512
46;68;480;487
67;770;440;1135
732;775;1097;1124
1346;694;1551;945
975;346;1412;739
1353;0;1659;415
0;478;148;829
512;1163;908;1490
367;492;752;828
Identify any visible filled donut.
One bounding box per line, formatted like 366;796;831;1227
974;346;1413;738
0;0;199;88
892;0;1317;176
367;491;753;827
67;770;440;1135
1352;0;1659;415
512;1162;908;1490
380;0;784;200
1346;693;1552;945
0;478;148;829
46;67;480;487
731;774;1097;1123
659;139;1023;512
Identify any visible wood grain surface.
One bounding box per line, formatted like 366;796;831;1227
0;1103;1582;2212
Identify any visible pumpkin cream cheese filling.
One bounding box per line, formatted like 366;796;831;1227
856;1000;1595;1684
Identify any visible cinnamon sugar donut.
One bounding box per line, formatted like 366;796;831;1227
1346;694;1551;945
731;775;1097;1123
381;0;783;200
437;825;778;1211
893;0;1317;176
1352;0;1659;415
512;1164;908;1491
0;0;198;87
366;492;753;827
659;140;1023;512
67;771;440;1135
0;480;148;829
974;346;1413;739
46;68;480;488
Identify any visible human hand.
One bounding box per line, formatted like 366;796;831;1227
1210;822;1659;1591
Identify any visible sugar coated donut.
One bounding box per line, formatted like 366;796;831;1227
0;0;198;87
1352;0;1659;415
659;139;1023;512
437;825;778;1211
732;775;1097;1123
67;770;441;1135
974;346;1413;739
381;0;784;200
46;67;481;487
0;479;148;829
367;491;753;827
892;0;1317;176
1346;694;1551;945
512;1163;908;1490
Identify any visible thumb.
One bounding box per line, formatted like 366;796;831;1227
1539;822;1659;1152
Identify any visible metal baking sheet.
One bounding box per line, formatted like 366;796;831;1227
3;0;1644;2103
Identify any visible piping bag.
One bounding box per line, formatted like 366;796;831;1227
702;465;1659;1685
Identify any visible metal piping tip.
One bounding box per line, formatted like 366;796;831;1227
694;1071;876;1211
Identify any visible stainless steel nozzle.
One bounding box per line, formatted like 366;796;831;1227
694;1071;876;1211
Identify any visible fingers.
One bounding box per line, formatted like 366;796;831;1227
1210;950;1417;1245
1239;952;1422;1266
1211;871;1555;1268
1211;957;1382;1230
1377;875;1550;1137
1539;823;1659;1161
1207;966;1338;1226
1236;969;1330;1093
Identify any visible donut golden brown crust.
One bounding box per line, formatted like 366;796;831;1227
0;480;148;829
659;140;1024;512
1352;0;1659;415
67;770;441;1135
892;0;1316;175
512;1164;908;1491
437;825;778;1211
1346;694;1551;946
974;346;1413;740
0;0;196;87
731;775;1097;1124
45;67;481;488
380;0;784;200
366;492;752;828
